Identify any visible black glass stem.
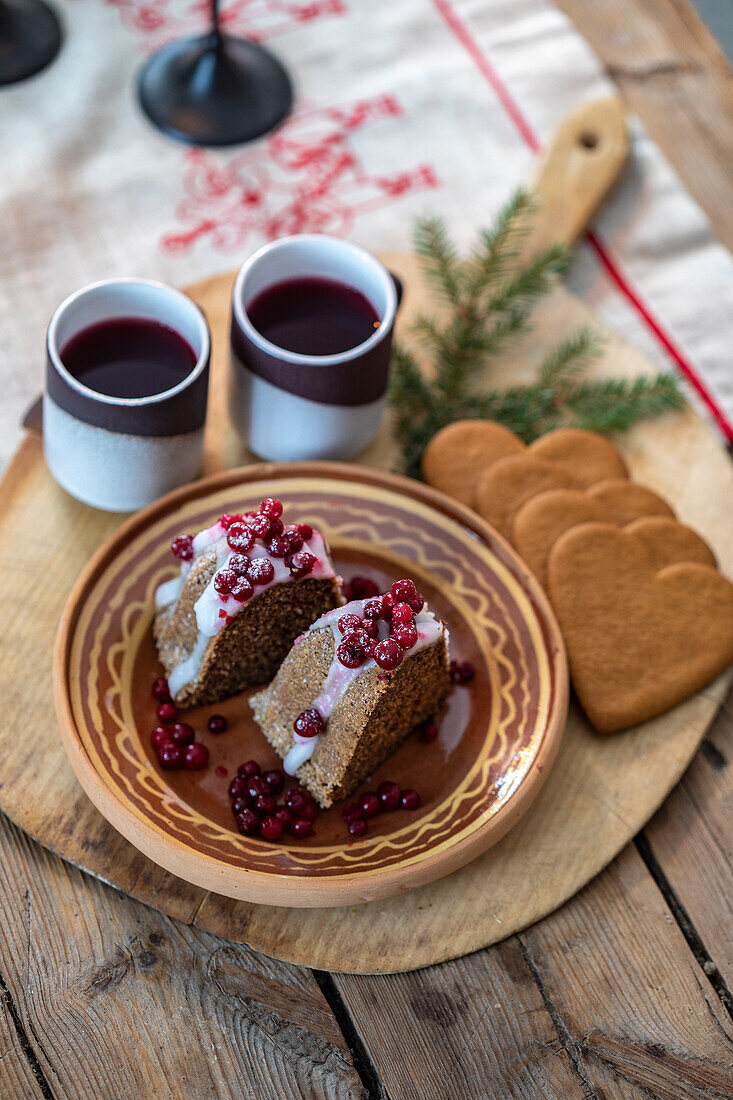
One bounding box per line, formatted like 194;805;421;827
137;0;293;147
0;0;62;86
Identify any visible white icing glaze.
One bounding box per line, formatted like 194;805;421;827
283;597;443;776
158;513;335;698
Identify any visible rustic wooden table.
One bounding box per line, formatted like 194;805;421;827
2;1;732;1097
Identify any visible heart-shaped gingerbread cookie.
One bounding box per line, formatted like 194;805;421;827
547;523;733;733
422;420;525;507
512;480;679;589
473;428;629;541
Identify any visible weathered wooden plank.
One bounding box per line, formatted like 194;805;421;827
0;984;46;1100
331;939;588;1099
642;680;733;994
557;0;733;252
0;812;365;1100
335;842;733;1099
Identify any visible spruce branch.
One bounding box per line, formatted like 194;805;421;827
389;200;684;477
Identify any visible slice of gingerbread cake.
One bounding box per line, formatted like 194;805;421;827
154;497;339;708
250;579;450;807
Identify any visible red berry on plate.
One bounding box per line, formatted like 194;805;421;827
260;497;283;519
275;807;293;826
289;551;316;579
267;534;290;558
255;793;276;815
341;802;359;821
157;742;184;770
264;769;284;793
237;760;260;779
338;614;363;635
391;602;413;624
150;726;170;750
284;527;304;552
171;534;194;561
392;621;418;650
377;780;401;811
228;776;248;799
400;789;421;810
208;714;227;734
247;776;269;800
228;553;249;576
246;557;275;585
362;619;378;638
156;702;177;724
230;574;253;602
214;568;237;596
249;513;271;538
260;815;284;841
284;788;310;814
374;638;403;671
390;578;417;603
337;639;365;669
381;592;396;618
184;742;209;770
407;591;424;612
347;816;368;838
297;523;313;541
293;708;324;738
290;816;313;838
152;677;170;702
363;598;384;621
236;809;260;835
231;797;249;816
359;792;380;817
170;722;194;746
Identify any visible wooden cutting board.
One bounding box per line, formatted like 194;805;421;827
0;98;731;972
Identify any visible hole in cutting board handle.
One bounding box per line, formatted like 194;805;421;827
579;131;599;150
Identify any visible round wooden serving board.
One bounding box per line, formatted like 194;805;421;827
1;256;732;973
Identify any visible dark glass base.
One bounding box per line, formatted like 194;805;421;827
0;0;62;86
137;33;293;147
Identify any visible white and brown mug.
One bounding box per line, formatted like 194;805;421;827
45;278;211;512
229;235;401;462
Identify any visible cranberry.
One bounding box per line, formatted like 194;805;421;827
374;638;403;671
268;518;284;538
359;792;380;817
171;534;194;561
214;568;236;596
230;575;253;602
152;677;171;702
338;614;362;635
275;807;293;825
227;523;255;553
285;788;310;813
419;720;439;743
450;660;476;685
341;802;359;820
391;602;413;624
263;769;285;793
284;528;304;552
150;726;170;750
337;640;365;669
363;598;384;621
392;621;418;650
255;793;276;815
260;497;283;519
363;639;378;659
157;742;184;770
297;523;313;541
236;809;260;836
267;534;290;558
401;789;421;810
381;592;395;618
170;722;195;746
232;797;250;816
260;815;283;841
407;591;425;612
184;742;209;770
289;551;316;579
391;578;417;603
293;708;324;738
228;553;249;575
208;714;227;734
347;817;368;838
345;576;379;600
290;817;313;838
247;776;270;799
228;776;248;799
246;557;275;585
218;513;241;530
299;798;318;822
156;702;177;724
362;619;379;638
237;760;261;778
249;513;272;538
378;781;401;811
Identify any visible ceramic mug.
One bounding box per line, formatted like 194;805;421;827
229;234;401;461
45;278;211;512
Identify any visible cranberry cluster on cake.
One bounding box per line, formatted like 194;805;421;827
250;578;451;808
153;498;339;709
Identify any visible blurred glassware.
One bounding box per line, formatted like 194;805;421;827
0;0;62;86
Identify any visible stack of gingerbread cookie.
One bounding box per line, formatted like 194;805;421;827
423;420;733;734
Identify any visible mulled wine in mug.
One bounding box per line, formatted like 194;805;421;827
229;235;401;461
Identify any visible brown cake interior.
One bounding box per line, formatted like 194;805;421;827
251;624;450;807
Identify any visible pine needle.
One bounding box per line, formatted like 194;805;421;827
389;199;685;477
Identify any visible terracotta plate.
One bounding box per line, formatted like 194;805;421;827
54;463;568;907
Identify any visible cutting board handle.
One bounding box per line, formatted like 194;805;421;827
527;96;629;254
